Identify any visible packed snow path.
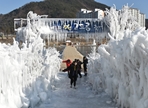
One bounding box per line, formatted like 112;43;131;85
35;72;117;108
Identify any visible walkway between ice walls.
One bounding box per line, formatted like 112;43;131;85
0;7;107;108
2;4;148;108
87;4;148;108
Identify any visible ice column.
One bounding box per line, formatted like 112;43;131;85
91;39;96;56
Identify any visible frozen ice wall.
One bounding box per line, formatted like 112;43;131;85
0;17;61;108
15;11;67;44
0;38;61;108
88;5;148;108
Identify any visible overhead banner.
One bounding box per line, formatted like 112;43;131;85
14;18;109;33
41;19;109;33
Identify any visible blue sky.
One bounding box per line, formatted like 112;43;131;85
0;0;43;14
0;0;147;18
95;0;148;18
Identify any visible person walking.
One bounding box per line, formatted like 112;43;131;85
62;61;78;89
83;56;88;76
76;59;83;78
62;59;72;78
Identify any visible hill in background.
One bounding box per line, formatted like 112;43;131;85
0;0;110;34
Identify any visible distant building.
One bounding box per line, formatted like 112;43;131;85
77;8;146;27
128;8;146;27
76;8;104;20
14;18;27;31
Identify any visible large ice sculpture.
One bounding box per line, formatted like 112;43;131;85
91;39;97;56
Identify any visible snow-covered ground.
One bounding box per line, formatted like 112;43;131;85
35;72;117;108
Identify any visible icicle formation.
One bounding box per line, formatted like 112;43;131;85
15;11;67;44
88;5;148;108
15;11;112;44
103;4;139;40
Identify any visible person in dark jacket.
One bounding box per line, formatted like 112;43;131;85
63;61;78;88
83;56;88;76
76;59;83;78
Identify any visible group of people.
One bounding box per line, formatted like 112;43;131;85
62;56;88;89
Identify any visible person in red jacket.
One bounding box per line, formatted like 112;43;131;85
62;59;72;77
